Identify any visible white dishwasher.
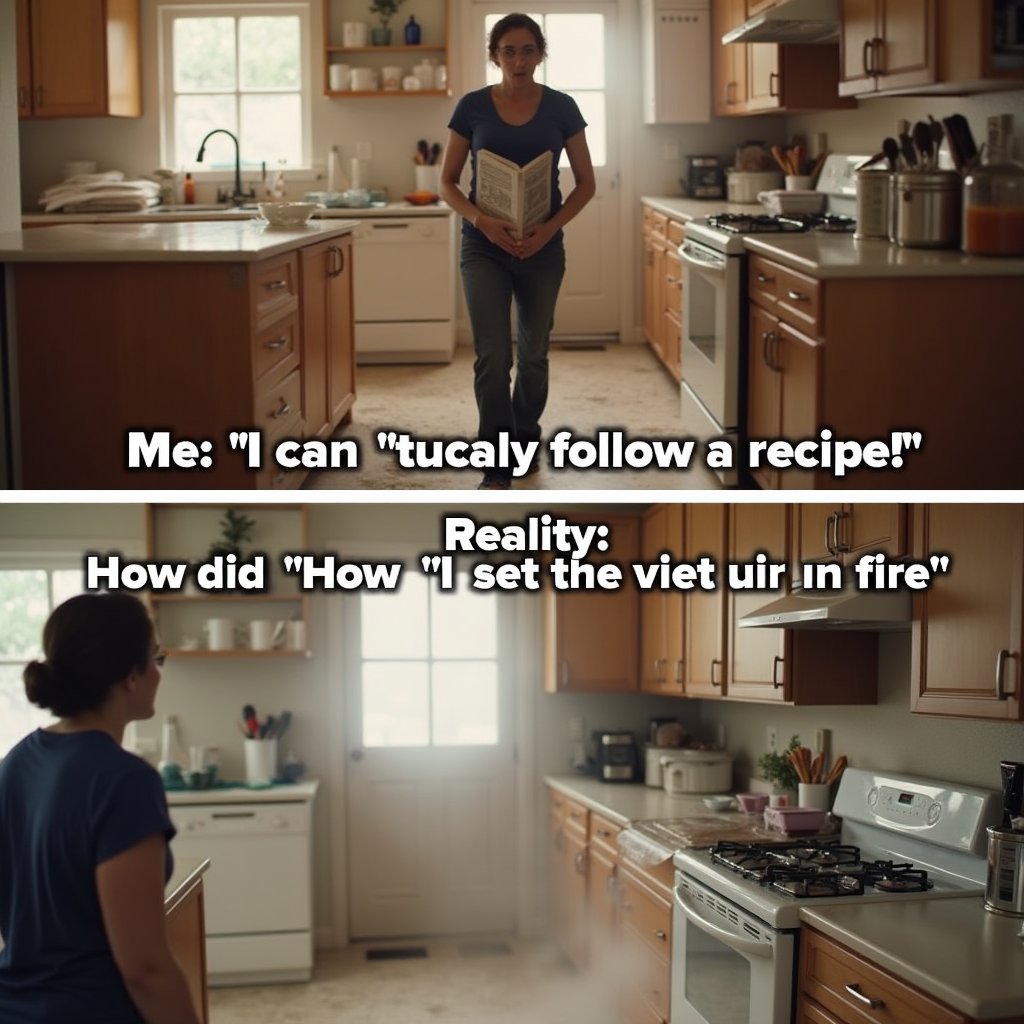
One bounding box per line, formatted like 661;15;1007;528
170;800;314;985
352;213;456;364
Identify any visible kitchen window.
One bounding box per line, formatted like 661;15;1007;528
157;4;312;176
0;561;84;757
359;570;500;747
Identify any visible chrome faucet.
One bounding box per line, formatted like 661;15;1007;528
195;128;253;206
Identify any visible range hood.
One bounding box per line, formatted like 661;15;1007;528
739;587;912;631
722;0;840;44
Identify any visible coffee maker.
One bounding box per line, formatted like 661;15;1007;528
985;760;1024;916
592;730;639;782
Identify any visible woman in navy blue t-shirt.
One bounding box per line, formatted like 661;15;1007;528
440;12;596;489
0;594;200;1024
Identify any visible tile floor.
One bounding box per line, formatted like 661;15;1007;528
306;342;722;491
207;939;621;1024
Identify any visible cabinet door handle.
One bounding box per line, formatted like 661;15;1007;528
328;244;344;277
844;983;884;1010
996;649;1016;699
824;511;836;556
756;272;773;284
264;336;288;350
786;289;808;303
833;510;851;553
772;655;784;689
769;71;779;98
270;397;291;419
862;38;873;75
710;658;721;688
266;279;289;291
653;929;667;941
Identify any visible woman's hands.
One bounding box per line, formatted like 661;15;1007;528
473;212;521;254
517;219;558;259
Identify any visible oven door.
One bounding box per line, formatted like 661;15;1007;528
679;239;741;435
671;872;795;1024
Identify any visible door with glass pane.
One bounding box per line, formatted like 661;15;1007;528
466;3;620;337
345;569;517;937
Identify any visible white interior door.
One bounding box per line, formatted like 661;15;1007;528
465;2;621;338
343;565;517;938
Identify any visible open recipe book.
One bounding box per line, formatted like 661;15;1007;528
476;148;552;238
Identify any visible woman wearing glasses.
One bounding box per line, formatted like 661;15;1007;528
0;594;201;1024
440;12;596;489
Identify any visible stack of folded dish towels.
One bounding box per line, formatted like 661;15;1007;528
39;170;161;213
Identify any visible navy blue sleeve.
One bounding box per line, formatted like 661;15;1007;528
448;92;474;140
557;92;587;140
93;761;175;867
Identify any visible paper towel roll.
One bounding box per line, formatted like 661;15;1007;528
327;146;340;192
350;157;362;189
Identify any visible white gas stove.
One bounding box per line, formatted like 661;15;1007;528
670;768;1001;1024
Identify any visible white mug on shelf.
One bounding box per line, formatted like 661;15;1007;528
381;66;403;91
402;75;422;91
350;67;377;91
286;620;307;651
204;617;236;651
329;63;351;91
342;21;368;47
249;619;276;651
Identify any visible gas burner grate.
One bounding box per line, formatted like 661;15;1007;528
767;867;865;899
705;213;809;235
776;213;857;233
709;840;863;881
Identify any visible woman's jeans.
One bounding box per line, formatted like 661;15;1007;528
460;236;566;463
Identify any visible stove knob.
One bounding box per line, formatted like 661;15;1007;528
867;786;879;807
927;801;942;824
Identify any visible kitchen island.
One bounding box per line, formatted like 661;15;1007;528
0;219;358;489
165;857;210;1024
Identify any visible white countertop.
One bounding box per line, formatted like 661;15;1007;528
801;898;1024;1021
0;219;359;262
640;194;762;221
744;232;1024;278
546;774;722;827
166;779;319;805
22;202;453;226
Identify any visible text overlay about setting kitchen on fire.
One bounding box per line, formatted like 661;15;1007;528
124;427;925;480
82;514;951;596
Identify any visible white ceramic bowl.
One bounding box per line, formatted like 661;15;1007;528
702;795;737;812
257;201;319;227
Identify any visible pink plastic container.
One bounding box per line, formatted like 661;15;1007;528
736;792;769;813
763;806;826;834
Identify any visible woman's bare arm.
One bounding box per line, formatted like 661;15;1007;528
96;834;203;1024
438;129;520;255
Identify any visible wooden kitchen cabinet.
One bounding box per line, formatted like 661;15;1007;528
839;0;1024;96
16;0;141;118
144;504;311;658
641;205;685;383
13;229;358;489
544;513;640;693
685;502;729;698
322;0;450;97
641;504;685;696
793;504;907;570
587;813;622;971
547;789;589;970
619;859;673;1024
300;235;355;439
726;504;879;704
713;0;854;114
799;926;969;1024
165;865;210;1024
642;0;712;124
912;504;1023;722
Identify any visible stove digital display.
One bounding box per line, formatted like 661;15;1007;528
898;792;914;805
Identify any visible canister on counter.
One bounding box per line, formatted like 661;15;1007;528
892;170;961;249
854;168;891;240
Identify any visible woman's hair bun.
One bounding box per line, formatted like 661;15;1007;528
23;659;59;711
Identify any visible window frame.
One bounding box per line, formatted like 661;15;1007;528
157;2;314;180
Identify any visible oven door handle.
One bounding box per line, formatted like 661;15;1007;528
679;242;728;278
674;886;773;959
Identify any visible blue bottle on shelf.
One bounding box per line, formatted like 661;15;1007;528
404;15;421;45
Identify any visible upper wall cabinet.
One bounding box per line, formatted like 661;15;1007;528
642;0;711;123
323;0;450;97
713;0;856;114
16;0;141;119
839;0;1024;97
912;504;1022;721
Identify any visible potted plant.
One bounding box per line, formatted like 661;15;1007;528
755;734;801;800
207;508;256;561
368;0;406;45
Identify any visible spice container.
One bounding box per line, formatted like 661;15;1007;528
962;119;1024;256
892;170;961;248
854;169;892;240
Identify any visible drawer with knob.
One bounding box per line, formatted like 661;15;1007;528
255;367;302;443
251;254;299;329
253;311;301;383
